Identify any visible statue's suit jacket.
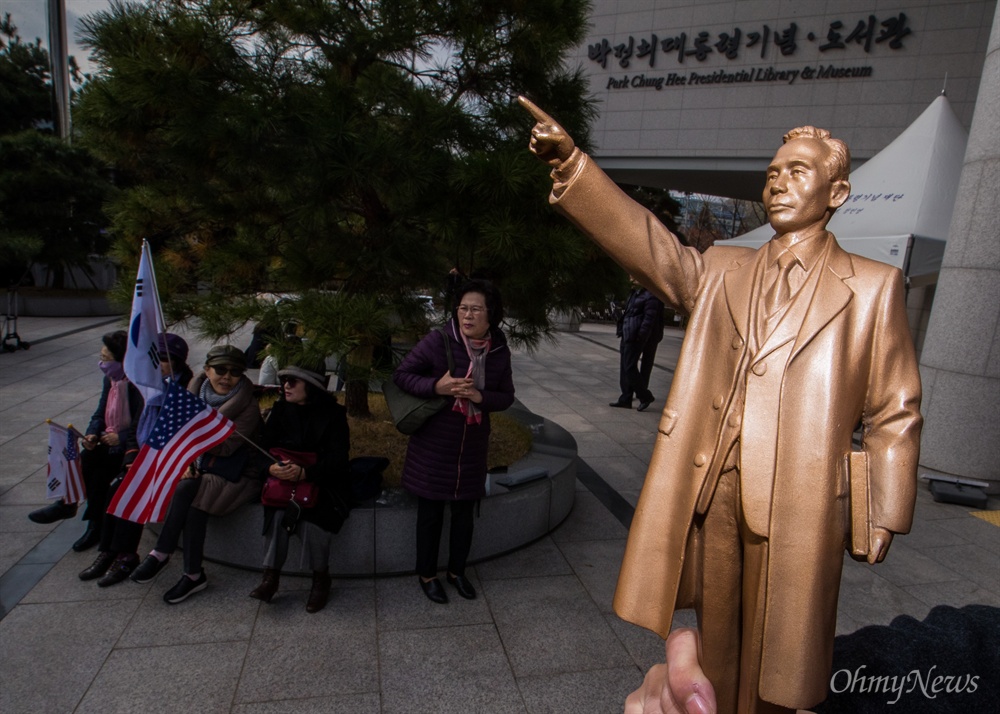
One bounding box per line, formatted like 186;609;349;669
550;154;922;707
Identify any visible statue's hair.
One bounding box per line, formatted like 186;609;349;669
782;126;851;183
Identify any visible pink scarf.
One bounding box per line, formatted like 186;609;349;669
452;331;490;425
104;378;132;436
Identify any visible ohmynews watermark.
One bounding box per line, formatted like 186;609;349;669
830;665;980;705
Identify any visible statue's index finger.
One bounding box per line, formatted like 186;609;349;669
518;95;556;125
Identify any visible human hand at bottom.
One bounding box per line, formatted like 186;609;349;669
624;628;716;714
625;628;816;714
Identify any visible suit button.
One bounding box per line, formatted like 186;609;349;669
731;336;742;349
712;395;723;409
728;414;742;428
752;362;767;376
694;453;707;467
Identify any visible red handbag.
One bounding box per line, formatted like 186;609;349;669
261;448;319;508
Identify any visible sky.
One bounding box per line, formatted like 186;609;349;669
3;0;114;76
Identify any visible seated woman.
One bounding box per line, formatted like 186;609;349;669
130;345;264;604
75;330;147;585
249;362;351;613
27;330;141;555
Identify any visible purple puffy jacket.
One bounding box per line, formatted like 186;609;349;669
393;320;515;501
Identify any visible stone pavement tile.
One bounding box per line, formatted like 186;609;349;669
536;412;599;433
379;623;525;714
376;572;492;631
0;599;140;714
623;440;655;463
0;471;47;505
75;641;247;714
485;575;632;678
558;539;627;613
118;565;262;647
236;586;378;704
870;540;967;587
0;431;48;477
583;455;649;495
597;419;656;445
550;491;629;544
912;488;979;521
233;694;381;714
516;667;642;714
921;543;1000;591
619;489;642;508
573;432;635;460
897;517;971;551
0;503;67;533
902;577;1000;609
476;537;572;581
836;558;930;628
21;548;148;604
0;531;42;578
934;513;1000;555
605;613;666;673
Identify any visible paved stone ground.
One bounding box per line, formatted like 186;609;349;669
1;316;997;713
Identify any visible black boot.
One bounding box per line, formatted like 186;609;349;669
72;522;101;552
306;571;332;613
249;568;280;603
28;501;78;524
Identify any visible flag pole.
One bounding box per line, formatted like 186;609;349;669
141;239;173;381
232;430;280;463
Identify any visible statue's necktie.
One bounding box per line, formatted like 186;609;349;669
766;250;797;316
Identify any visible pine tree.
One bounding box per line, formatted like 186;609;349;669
76;0;617;416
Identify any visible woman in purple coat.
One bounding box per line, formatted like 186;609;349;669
393;280;515;604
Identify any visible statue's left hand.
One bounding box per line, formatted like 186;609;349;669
868;526;893;564
518;95;576;166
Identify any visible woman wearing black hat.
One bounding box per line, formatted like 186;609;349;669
249;362;351;613
29;331;143;552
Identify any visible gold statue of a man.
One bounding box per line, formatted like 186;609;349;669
521;97;922;714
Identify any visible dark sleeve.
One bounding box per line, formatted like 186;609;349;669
120;383;145;464
305;401;351;505
637;292;659;343
479;347;515;414
86;377;112;436
392;329;446;399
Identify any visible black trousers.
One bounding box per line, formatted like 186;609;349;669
618;337;659;404
415;497;476;579
153;477;210;575
80;445;123;523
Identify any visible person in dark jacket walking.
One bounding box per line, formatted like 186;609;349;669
249;362;351;613
393;279;515;604
610;277;665;412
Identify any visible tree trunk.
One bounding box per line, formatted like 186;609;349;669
342;342;373;418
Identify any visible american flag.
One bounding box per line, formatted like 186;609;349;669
108;381;235;524
46;422;85;504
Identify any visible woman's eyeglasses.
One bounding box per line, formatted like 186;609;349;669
279;376;300;387
212;366;244;378
457;305;486;315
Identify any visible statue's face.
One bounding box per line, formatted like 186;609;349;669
763;138;847;235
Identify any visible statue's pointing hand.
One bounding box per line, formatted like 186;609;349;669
518;96;575;167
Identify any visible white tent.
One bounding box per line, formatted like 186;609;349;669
725;94;968;279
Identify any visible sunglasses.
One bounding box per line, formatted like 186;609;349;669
211;365;244;377
279;376;300;387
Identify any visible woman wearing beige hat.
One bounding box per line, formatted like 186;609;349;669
249;362;352;613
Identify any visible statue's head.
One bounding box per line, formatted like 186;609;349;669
764;126;851;236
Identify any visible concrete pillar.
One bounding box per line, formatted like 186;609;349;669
918;4;1000;483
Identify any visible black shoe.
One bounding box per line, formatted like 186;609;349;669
637;399;654;412
164;570;208;604
419;577;448;604
79;551;115;581
130;554;169;584
97;554;140;587
72;523;101;552
28;501;78;524
447;573;477;600
609;401;632;409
